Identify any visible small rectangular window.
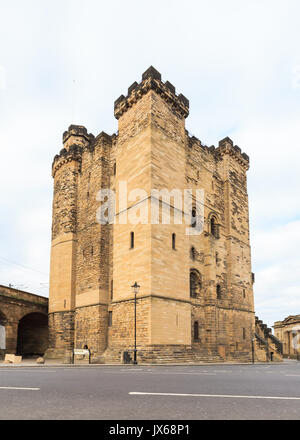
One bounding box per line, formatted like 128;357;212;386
243;328;246;340
108;311;112;327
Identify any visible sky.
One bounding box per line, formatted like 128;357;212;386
0;0;299;328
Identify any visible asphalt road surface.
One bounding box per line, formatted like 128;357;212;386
0;361;300;420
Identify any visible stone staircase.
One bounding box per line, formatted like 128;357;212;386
100;345;224;365
255;316;283;362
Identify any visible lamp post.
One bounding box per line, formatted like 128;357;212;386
252;337;255;364
131;282;140;365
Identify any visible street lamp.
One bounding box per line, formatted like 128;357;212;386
252;337;255;364
131;282;140;365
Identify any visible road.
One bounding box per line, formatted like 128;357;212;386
0;361;300;420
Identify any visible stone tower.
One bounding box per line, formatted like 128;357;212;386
47;67;255;363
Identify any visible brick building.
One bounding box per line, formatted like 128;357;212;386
46;67;258;364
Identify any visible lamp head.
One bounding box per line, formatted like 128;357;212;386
131;281;140;295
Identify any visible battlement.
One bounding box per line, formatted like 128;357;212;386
114;66;189;120
94;131;113;145
63;124;94;144
51;125;95;177
187;133;249;169
215;137;249;169
52;144;83;177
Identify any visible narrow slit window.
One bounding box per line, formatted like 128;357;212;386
191;247;196;261
191;208;197;228
172;233;176;250
130;232;134;249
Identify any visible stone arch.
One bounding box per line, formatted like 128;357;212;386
16;312;48;357
190;269;202;298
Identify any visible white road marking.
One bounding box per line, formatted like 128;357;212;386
0;369;56;373
0;386;40;391
285;374;300;377
148;372;216;376
120;369;143;371
129;392;300;400
119;371;216;376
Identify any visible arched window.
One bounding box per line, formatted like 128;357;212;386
172;233;176;250
210;216;219;238
194;321;199;340
130;232;134;249
216;284;221;299
190;247;196;261
190;270;202;298
210;217;216;237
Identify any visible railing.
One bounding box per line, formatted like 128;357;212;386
267;333;283;355
255;332;268;346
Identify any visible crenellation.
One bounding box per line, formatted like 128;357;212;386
142;65;161;81
128;81;139;95
114;66;189;121
164;80;176;94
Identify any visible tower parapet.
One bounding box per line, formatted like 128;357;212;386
52;125;94;178
216;136;249;170
114;66;189;120
62;124;94;150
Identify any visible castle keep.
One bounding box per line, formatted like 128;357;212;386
47;66;256;363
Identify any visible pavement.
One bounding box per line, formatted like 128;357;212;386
0;359;300;420
0;357;286;367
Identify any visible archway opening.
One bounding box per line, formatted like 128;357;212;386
16;312;48;358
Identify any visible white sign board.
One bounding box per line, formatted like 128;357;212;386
0;325;6;349
74;349;89;356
